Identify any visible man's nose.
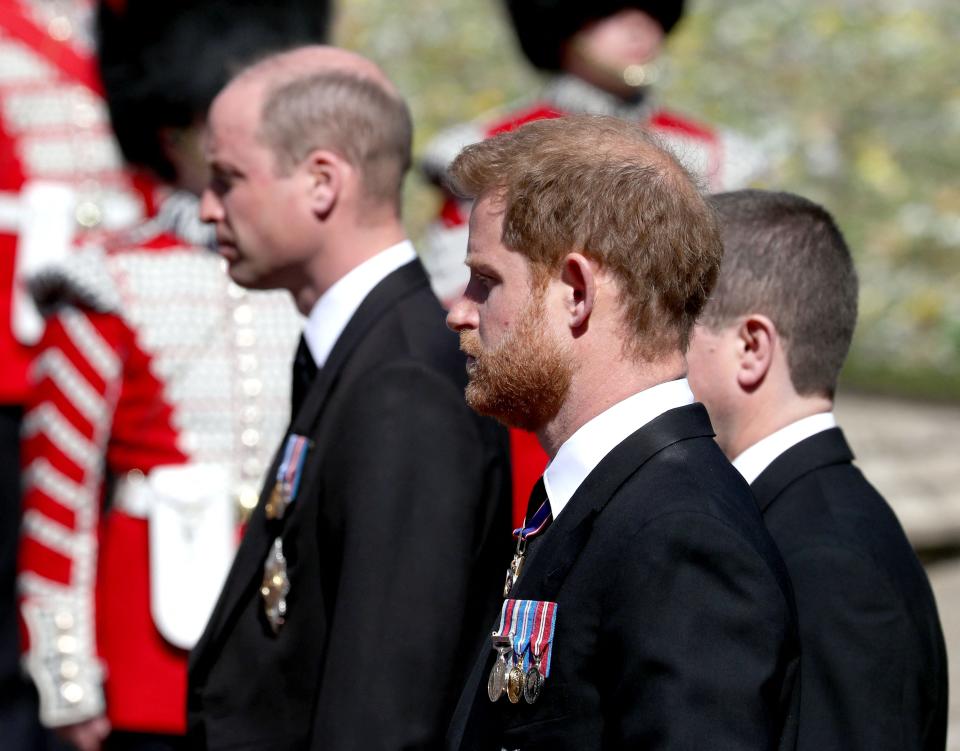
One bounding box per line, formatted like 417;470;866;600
446;296;478;333
199;188;223;224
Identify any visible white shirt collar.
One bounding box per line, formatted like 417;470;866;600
732;412;837;485
543;379;695;520
303;240;417;367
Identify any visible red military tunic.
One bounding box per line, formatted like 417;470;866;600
0;0;153;404
17;194;301;733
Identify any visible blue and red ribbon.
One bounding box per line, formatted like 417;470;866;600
277;434;310;504
512;498;552;541
496;598;558;677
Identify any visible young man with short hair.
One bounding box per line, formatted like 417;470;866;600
687;189;948;751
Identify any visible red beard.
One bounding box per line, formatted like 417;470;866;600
459;297;571;433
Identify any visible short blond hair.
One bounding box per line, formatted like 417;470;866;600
258;70;412;211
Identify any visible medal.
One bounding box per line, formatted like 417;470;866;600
503;538;526;598
488;600;522;703
487;633;512;702
264;435;311;521
489;599;558;704
507;597;536;704
264;483;285;520
261;537;290;633
524;653;544;704
506;662;525;704
487;658;507;702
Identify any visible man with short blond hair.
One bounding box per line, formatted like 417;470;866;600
188;46;512;750
687;189;948;751
444;115;799;751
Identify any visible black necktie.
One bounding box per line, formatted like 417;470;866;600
291;335;318;416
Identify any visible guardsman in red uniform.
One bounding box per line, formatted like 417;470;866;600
16;2;329;749
421;0;769;523
0;2;153;748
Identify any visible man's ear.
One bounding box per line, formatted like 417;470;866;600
559;252;597;333
735;314;777;390
302;149;345;219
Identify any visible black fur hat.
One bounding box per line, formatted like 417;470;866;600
504;0;685;71
97;0;331;181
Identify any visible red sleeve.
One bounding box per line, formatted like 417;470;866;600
17;308;130;726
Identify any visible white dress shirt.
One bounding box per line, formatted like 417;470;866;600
543;379;695;520
732;412;838;485
302;240;417;367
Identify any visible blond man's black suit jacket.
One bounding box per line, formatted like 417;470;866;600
187;260;512;750
753;428;948;751
447;403;801;751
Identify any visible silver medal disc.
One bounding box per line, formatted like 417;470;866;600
523;667;543;704
487;657;507;702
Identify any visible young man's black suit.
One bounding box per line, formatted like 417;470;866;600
188;260;512;750
447;403;801;751
752;427;948;751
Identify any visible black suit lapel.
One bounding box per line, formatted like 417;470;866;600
193;260;431;668
290;260;430;435
751;427;854;512
512;403;715;601
447;403;714;750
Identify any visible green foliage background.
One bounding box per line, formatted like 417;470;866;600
335;0;960;400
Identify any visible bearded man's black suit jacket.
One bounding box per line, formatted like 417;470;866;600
187;260;512;750
752;428;948;751
446;403;802;751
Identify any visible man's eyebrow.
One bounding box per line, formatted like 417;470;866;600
465;257;499;277
209;160;244;178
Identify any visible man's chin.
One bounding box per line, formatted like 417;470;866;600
224;260;270;291
465;382;546;433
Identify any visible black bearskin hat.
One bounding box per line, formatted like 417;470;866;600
97;0;331;182
505;0;685;71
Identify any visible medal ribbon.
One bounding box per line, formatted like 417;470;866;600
530;600;558;677
512;600;535;668
512;497;552;541
500;598;522;648
277;434;310;502
497;599;558;677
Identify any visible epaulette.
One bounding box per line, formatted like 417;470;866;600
28;241;123;317
419;97;558;185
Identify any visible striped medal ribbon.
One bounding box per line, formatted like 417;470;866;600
489;598;558;704
265;434;311;520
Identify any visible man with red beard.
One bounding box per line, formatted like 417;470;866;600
444;115;800;751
